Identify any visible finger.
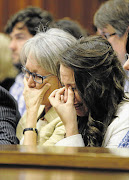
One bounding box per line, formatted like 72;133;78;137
67;87;74;104
49;88;65;106
56;87;65;95
49;89;59;98
54;87;65;101
61;95;64;103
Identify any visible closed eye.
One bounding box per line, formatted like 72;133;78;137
61;83;65;87
71;87;76;92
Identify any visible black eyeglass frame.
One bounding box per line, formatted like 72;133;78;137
22;66;52;84
125;53;129;61
103;32;117;39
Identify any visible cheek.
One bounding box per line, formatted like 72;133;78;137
74;91;82;102
108;38;117;49
109;37;125;52
19;41;27;49
41;87;50;105
35;83;44;89
123;60;129;70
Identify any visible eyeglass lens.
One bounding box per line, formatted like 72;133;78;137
125;53;129;61
22;67;43;84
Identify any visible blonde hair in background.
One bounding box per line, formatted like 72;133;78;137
0;33;18;82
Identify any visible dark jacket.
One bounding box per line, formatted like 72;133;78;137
0;86;20;144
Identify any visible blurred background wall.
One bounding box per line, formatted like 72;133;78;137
0;0;107;34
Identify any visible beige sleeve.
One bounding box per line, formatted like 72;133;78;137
38;117;65;146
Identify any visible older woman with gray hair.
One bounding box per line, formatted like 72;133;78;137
16;28;77;145
94;0;129;92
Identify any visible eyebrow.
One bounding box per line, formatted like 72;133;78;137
25;66;38;74
15;33;26;36
10;33;26;38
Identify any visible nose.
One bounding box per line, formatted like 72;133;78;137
64;87;68;103
123;59;129;70
9;39;17;51
27;75;36;88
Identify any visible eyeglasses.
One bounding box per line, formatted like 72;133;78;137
125;53;129;61
102;32;116;39
22;66;52;84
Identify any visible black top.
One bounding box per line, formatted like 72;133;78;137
0;86;20;144
0;78;15;91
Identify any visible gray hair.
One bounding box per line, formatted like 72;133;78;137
94;0;129;37
20;28;77;76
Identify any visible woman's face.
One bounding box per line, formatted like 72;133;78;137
60;64;88;117
25;56;61;107
97;24;127;66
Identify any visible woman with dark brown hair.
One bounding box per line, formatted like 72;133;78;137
49;36;129;148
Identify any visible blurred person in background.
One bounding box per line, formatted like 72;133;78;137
0;33;18;90
5;6;54;116
93;0;129;92
51;17;89;39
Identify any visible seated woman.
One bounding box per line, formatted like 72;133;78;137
49;35;129;148
16;28;77;145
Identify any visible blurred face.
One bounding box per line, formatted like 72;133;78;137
60;64;88;117
9;22;33;65
25;56;61;107
98;24;127;66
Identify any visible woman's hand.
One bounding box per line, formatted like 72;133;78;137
49;87;79;137
23;78;51;112
23;78;51;145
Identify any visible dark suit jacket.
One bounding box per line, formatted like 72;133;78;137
0;86;20;144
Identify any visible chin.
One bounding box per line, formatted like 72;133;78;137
76;105;88;117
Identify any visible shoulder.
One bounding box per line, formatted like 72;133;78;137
115;99;129;120
0;86;20;120
102;99;129;148
106;99;129;139
0;86;16;104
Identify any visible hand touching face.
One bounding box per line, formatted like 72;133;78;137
23;56;61;111
23;78;51;111
59;64;88;117
49;86;79;136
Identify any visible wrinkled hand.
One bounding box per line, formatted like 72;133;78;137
49;87;79;136
23;78;51;111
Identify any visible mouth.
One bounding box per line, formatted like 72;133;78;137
12;53;18;58
74;103;83;110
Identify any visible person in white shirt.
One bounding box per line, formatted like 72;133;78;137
49;36;129;148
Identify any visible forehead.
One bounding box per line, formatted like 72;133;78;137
60;64;75;84
25;56;49;74
10;22;32;37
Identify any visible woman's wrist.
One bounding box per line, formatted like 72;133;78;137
65;124;79;137
26;112;38;127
